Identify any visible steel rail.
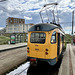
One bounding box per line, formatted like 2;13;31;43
15;66;29;75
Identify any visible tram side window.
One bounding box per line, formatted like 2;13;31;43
51;32;56;44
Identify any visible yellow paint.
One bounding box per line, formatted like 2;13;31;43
27;29;64;61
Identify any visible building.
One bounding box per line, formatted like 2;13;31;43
6;17;25;33
6;17;34;33
0;27;6;35
24;24;34;33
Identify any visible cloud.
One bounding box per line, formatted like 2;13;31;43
0;27;4;30
0;10;3;14
24;16;32;20
0;0;75;34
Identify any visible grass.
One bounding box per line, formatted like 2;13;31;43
0;36;10;45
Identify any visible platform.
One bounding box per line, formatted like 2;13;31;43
0;43;27;52
58;44;75;75
0;43;27;75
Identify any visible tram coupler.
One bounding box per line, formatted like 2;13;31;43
30;59;38;66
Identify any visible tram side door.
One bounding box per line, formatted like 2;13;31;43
57;33;60;56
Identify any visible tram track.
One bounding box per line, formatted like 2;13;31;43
15;65;30;75
11;60;61;75
27;61;61;75
16;67;29;75
7;62;30;75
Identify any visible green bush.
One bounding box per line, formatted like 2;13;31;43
0;36;10;45
65;34;72;43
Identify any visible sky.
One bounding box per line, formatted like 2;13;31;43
0;0;75;34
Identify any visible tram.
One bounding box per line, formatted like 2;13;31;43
27;3;65;66
27;23;65;66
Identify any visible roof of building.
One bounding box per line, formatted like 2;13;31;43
7;17;25;20
28;23;60;32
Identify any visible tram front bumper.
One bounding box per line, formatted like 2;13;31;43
27;57;57;66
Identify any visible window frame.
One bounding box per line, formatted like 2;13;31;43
30;32;46;44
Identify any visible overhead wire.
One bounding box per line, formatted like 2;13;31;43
59;22;72;24
44;0;49;23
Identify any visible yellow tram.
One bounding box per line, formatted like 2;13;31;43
27;23;65;66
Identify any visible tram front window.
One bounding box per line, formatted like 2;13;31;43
30;33;45;44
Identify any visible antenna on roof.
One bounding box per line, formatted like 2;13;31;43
39;2;58;24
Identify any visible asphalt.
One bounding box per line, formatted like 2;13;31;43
0;47;27;75
58;44;75;75
0;43;27;52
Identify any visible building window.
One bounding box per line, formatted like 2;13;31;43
8;31;13;33
8;28;12;30
11;20;12;22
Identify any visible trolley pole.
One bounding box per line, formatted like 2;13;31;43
72;11;74;44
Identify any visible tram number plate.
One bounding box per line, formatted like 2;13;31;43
35;49;39;51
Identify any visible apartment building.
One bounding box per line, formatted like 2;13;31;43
6;17;34;33
24;24;34;33
6;17;25;33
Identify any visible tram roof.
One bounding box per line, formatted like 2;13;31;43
28;23;61;32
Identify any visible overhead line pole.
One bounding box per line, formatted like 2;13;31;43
72;11;74;45
72;11;74;35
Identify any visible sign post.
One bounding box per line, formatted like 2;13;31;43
10;34;16;44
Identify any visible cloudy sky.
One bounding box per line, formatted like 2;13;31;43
0;0;75;34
